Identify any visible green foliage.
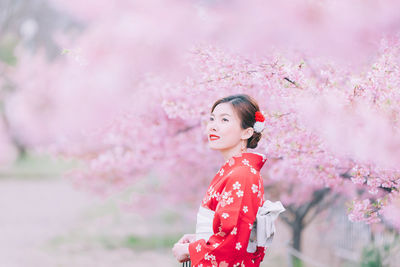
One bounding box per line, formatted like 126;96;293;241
0;35;18;65
122;234;181;250
360;245;382;267
48;233;181;251
359;234;400;267
0;152;79;179
293;257;303;267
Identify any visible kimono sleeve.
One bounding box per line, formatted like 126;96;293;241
188;166;262;266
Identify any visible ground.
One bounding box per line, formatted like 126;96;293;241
0;176;290;267
0;177;179;267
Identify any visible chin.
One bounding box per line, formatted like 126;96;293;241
209;143;232;152
208;144;217;150
208;143;222;150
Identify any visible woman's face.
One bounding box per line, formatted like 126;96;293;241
207;103;248;151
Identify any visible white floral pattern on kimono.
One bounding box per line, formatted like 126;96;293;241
189;152;268;267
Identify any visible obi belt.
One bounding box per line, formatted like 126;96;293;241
195;200;285;253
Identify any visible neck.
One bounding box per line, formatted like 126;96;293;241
220;145;247;162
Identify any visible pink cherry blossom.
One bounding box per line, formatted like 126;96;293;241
3;0;400;229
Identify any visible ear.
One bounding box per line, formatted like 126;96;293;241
241;127;254;140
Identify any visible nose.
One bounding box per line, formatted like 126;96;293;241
207;120;218;132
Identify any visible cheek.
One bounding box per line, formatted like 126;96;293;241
220;125;240;142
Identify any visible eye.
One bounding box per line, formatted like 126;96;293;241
222;118;229;122
209;117;214;121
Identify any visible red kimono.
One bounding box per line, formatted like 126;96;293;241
188;152;268;267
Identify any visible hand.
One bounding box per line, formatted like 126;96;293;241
172;243;190;263
177;233;196;244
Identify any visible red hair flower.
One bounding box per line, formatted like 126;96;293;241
254;111;266;133
255;111;265;122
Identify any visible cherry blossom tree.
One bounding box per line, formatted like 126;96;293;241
0;0;83;163
0;54;19;165
4;0;400;241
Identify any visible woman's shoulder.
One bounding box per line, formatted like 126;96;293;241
230;165;250;174
226;165;259;184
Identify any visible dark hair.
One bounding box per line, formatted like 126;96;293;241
211;94;263;149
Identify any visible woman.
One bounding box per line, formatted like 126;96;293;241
172;94;268;266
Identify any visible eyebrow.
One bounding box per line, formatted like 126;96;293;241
210;113;231;117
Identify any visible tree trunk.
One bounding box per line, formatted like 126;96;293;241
0;108;26;159
292;219;302;252
291;219;304;267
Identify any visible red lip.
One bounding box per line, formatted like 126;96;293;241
209;134;220;140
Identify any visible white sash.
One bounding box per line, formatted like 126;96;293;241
195;200;285;252
195;206;215;241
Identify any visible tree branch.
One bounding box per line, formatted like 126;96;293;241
297;188;330;222
303;193;339;227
